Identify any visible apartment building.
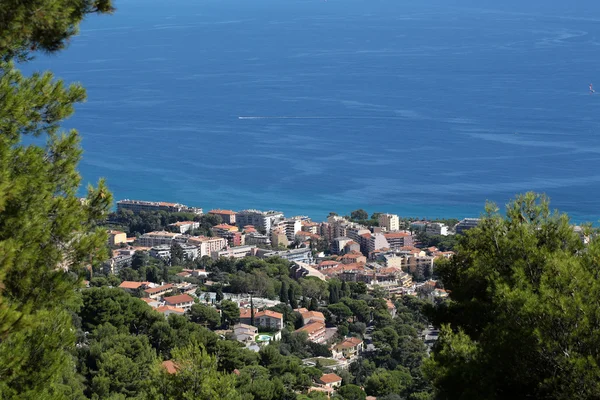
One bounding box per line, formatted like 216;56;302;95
455;218;481;235
108;230;127;246
236;209;284;234
212;245;257;260
187;236;227;257
284;218;302;241
425;222;449;236
208;209;237;225
378;213;400;232
383;232;414;250
367;232;390;254
117;199;202;214
138;231;181;247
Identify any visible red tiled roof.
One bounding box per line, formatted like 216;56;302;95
119;281;143;289
319;261;339;266
384;232;411;239
319;373;342;384
239;308;258;319
162;360;178;374
214;224;237;230
156;305;186;314
164;294;193;305
334;336;363;350
209;209;237;215
257;310;283;320
295;321;325;335
301;311;325;320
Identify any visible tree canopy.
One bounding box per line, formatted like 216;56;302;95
425;193;600;399
0;2;114;397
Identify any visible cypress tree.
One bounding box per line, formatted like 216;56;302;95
288;286;298;309
280;281;288;304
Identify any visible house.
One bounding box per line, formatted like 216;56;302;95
233;324;258;343
295;321;326;343
300;310;325;326
331;337;363;359
239;308;258;325
256;310;284;330
156;305;186;317
318;373;342;389
144;284;174;299
140;297;161;308
163;294;194;311
118;281;145;292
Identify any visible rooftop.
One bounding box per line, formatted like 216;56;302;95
209;209;237;215
164;294;194;304
296;321;325;335
334;336;363;350
319;373;342;384
119;281;143;289
156;305;186;314
144;284;174;295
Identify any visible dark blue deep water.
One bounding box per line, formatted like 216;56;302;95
28;0;600;221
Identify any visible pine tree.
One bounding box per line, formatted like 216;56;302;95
0;3;114;397
425;193;600;399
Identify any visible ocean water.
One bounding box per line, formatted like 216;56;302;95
26;0;600;221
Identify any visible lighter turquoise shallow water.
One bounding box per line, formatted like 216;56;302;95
27;0;600;222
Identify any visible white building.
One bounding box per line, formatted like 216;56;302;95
117;199;202;214
367;232;390;254
168;221;200;233
378;213;400;232
236;210;284;234
284;218;302;241
187;236;227;257
425;223;448;236
138;231;182;247
149;245;171;260
212;245;257;260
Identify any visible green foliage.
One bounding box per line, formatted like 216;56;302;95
149;343;240;400
327;302;353;322
300;277;329;303
415;232;458;252
188;303;221;330
81;325;156;399
337;384;367;400
350;209;369;221
364;367;413;397
0;17;112;395
219;300;240;328
0;0;114;61
426;193;600;399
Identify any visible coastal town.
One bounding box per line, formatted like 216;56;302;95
93;198;482;398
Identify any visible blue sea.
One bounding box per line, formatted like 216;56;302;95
26;0;600;221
